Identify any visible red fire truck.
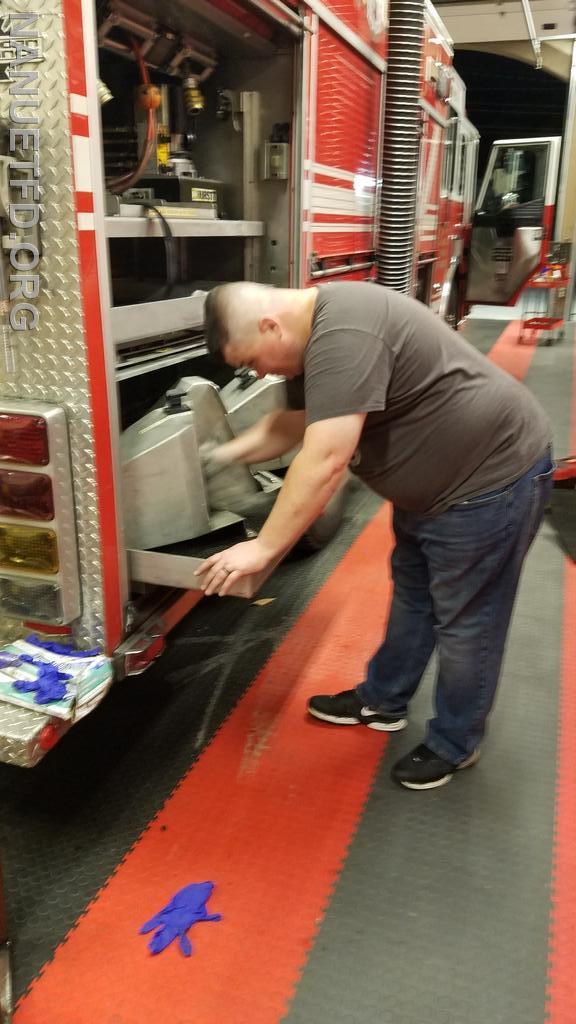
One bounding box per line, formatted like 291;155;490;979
0;0;564;765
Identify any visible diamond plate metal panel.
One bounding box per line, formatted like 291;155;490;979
0;698;62;767
0;2;106;648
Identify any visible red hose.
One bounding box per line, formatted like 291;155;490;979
133;37;150;85
108;35;157;194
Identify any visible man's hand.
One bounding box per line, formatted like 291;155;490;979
194;538;275;597
199;441;232;480
200;410;306;471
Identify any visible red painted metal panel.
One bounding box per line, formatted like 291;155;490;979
306;24;381;269
317;0;388;57
315;25;380;176
61;0;86;95
75;191;94;214
70;112;89;137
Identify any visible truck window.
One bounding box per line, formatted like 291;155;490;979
480;144;548;215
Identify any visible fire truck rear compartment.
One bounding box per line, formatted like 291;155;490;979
101;13;295;299
121;371;285;598
100;7;297;609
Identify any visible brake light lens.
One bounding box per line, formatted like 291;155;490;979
0;525;59;574
0;413;49;465
0;468;54;520
0;576;63;622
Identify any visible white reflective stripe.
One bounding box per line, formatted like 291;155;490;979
72;135;92;192
304;222;374;232
421;124;442;215
302;177;312;211
305;0;387;73
77;212;95;230
311;183;375;217
424;0;454;56
312;162;356;183
70;93;88;116
419;98;449;129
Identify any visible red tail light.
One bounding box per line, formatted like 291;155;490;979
39;723;61;751
0;468;54;520
0;413;49;465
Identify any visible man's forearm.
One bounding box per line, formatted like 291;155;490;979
257;449;346;559
195;412;363;597
216;410;305;466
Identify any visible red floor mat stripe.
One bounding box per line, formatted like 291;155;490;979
545;328;576;1023
15;507;396;1024
483;319;539;379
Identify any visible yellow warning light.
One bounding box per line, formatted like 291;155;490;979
0;524;59;575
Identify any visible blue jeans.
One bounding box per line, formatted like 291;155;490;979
356;447;555;765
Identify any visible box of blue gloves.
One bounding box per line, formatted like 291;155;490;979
0;636;113;719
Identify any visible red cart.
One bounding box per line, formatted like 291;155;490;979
519;242;571;345
519;262;569;346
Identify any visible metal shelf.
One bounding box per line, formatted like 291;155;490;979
111;293;207;346
105;216;265;239
115;342;208;381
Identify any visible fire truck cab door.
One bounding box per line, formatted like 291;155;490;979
466;137;561;305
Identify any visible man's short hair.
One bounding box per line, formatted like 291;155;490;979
204;282;273;360
204;285;229;359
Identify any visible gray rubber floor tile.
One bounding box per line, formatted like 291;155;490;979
283;526;563;1024
459;319;508;355
284;321;572;1024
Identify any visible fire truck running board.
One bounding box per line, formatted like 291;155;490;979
0;701;70;768
128;547;271;600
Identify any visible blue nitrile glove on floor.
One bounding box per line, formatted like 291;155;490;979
140;882;221;956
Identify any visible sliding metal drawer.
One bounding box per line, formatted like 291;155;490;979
128;546;272;600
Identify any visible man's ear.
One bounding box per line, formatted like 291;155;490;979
259;315;281;338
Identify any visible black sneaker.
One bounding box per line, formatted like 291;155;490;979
308;689;407;732
392;743;480;790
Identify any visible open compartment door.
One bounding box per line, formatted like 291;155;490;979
466;137;561;305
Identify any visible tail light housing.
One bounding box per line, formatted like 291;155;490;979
0;401;80;625
0;413;49;465
0;468;54;520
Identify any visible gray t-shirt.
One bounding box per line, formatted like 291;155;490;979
288;282;551;516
